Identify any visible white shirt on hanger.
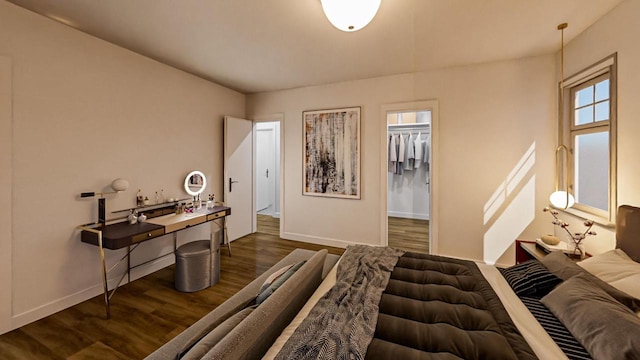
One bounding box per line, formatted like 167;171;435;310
388;134;397;173
404;133;415;170
388;134;397;162
414;132;422;168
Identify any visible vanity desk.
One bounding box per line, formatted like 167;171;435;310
79;170;230;318
80;205;231;250
80;204;231;318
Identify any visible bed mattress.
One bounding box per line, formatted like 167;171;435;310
366;252;535;359
266;252;564;359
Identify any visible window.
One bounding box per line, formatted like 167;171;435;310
560;54;617;222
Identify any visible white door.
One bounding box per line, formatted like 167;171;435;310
224;116;254;241
256;128;273;212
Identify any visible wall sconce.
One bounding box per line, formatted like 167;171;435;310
549;23;574;210
80;178;129;226
320;0;382;32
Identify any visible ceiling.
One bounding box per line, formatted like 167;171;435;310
7;0;624;94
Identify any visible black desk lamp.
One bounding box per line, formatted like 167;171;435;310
80;178;129;226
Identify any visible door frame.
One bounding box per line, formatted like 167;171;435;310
252;113;284;237
255;125;276;213
380;100;439;254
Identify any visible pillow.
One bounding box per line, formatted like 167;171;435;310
578;249;640;299
202;250;328;360
500;260;561;297
256;260;306;304
614;274;640;301
173;294;256;359
179;306;256;360
541;273;640;360
541;251;640;312
258;264;294;294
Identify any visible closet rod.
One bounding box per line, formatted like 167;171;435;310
387;123;429;130
387;123;430;133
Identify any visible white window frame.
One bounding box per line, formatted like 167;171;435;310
559;54;617;224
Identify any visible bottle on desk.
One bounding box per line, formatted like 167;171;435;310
136;189;143;207
128;209;138;225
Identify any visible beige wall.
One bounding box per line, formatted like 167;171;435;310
248;0;637;262
555;0;640;254
248;55;558;264
0;55;12;333
0;2;245;333
2;0;633;335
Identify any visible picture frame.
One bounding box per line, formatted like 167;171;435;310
303;106;361;199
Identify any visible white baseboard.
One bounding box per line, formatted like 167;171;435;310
257;210;280;219
8;282;106;333
387;211;429;220
281;232;378;249
4;253;175;335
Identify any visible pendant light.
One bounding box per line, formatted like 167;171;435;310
321;0;382;32
549;23;576;210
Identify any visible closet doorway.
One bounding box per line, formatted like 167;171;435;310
387;110;431;253
255;121;281;237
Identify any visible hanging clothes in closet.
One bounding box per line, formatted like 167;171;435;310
388;134;402;174
388;133;408;175
388;134;397;173
413;135;430;172
403;133;415;171
389;130;429;175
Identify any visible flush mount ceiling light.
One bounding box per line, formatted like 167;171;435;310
321;0;382;32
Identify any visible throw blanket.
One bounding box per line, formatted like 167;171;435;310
275;245;404;360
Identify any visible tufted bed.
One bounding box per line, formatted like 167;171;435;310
147;205;640;360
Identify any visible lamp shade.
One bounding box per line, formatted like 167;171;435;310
549;191;575;209
111;178;129;192
321;0;381;32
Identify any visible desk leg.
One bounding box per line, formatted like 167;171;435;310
223;217;231;257
127;245;131;283
98;232;111;319
173;232;178;252
209;230;214;287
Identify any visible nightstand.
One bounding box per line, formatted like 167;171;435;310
515;239;588;264
515;240;548;263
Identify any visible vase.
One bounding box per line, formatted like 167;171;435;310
569;240;585;260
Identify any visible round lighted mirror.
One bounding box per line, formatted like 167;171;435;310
184;170;207;196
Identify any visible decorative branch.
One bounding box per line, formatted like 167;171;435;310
543;207;597;258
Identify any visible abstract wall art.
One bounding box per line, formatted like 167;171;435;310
303;107;361;199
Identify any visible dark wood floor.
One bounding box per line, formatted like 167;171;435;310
257;214;280;236
388;216;429;253
0;234;344;360
0;216;425;359
256;215;429;254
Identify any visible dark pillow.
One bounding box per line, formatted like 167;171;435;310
500;260;562;297
541;251;640;312
257;263;295;294
541;273;640;360
256;260;306;304
179;306;256;360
